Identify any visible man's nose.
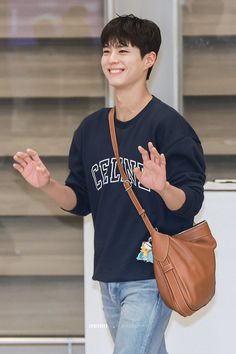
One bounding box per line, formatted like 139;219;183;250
109;50;119;63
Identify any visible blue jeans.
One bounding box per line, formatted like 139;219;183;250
100;279;172;354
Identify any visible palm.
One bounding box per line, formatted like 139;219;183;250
139;159;166;191
13;149;50;188
134;142;166;192
21;160;48;188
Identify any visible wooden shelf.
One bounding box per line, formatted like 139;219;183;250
183;0;236;36
0;97;104;156
205;156;236;181
184;96;236;155
0;276;84;336
199;138;236;156
0;0;103;38
183;37;236;96
0;216;83;276
0;40;105;98
2;136;73;157
183;2;236;161
0;158;74;216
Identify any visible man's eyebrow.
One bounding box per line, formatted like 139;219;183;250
103;43;129;48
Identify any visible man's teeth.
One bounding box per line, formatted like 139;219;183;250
110;69;124;73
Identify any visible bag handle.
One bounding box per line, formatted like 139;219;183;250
108;107;155;236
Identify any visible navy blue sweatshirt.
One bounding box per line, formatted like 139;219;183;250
65;96;206;282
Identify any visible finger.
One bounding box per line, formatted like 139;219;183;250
13;163;24;173
160;153;166;168
13;153;27;168
148;142;161;164
133;167;142;180
148;142;155;162
14;151;32;165
138;145;150;163
148;142;161;157
26;148;42;164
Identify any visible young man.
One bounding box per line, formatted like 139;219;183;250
13;15;205;354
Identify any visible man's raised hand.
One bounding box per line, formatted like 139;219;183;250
13;149;50;188
133;142;167;193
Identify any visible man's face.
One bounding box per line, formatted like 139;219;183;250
101;42;151;89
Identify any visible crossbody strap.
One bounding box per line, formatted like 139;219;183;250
108;107;155;237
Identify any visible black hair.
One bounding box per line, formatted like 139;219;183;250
101;14;161;80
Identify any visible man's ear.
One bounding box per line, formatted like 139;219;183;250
145;51;157;69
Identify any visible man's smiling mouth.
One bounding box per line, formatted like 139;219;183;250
109;68;125;74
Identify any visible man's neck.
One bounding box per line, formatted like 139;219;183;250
114;86;153;122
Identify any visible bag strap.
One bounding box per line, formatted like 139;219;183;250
108;107;155;237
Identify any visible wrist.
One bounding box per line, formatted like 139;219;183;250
155;181;170;196
163;180;170;191
41;177;52;191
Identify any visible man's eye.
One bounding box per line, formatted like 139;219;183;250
119;50;128;53
103;50;109;54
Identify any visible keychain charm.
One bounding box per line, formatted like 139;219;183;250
136;237;153;263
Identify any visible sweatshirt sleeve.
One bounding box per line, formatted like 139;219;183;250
165;136;206;220
64;125;91;216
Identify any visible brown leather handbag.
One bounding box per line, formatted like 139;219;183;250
108;108;217;317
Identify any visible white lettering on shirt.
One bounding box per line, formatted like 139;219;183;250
91;157;150;193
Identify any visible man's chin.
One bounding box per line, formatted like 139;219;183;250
108;81;126;89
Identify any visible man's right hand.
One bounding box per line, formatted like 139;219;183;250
13;148;50;188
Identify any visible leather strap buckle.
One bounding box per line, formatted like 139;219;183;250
123;179;132;191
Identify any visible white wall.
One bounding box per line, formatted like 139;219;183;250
166;186;236;354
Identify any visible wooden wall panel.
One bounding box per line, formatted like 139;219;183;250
205;156;236;181
183;37;236;96
184;97;236;155
0;216;83;276
0;40;104;98
0;276;84;336
0;97;104;156
0;158;72;215
0;0;103;38
2;136;72;158
0;0;106;338
183;0;236;36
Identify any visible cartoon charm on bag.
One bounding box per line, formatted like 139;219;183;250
136;238;153;263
